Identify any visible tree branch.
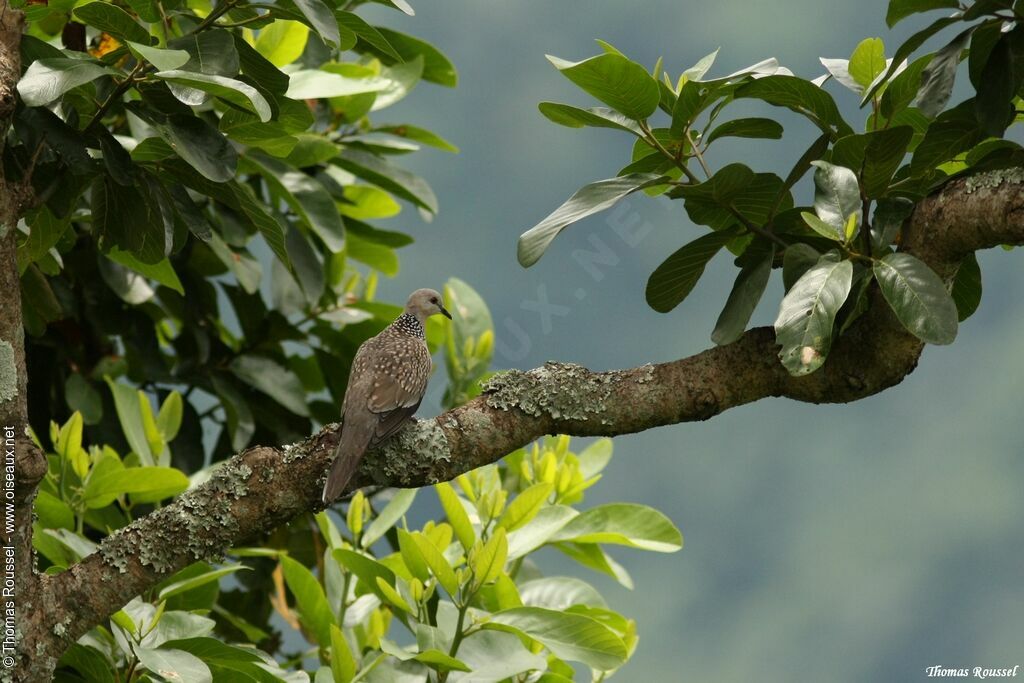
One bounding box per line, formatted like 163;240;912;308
0;3;53;680
20;170;1024;679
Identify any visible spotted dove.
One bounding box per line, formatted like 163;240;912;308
322;288;451;503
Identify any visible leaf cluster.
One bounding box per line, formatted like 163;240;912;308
520;0;1014;374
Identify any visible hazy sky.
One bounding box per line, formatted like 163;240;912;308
354;2;1024;680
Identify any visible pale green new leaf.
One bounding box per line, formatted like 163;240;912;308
486;606;627;671
550;503;682;552
361;488;417;547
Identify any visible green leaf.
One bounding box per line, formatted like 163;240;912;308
864;16;962;104
292;0;340;47
17;58;117;107
105;377;155;465
705;117;783;145
65;374;102;425
881;55;933;119
84;467;189;508
156;392;183;442
168;30;240;77
333;549;396;601
472;527;508;588
208;233;262;293
774;251;853;375
915;29;971;118
411;533;459;595
337;11;401;61
537;102;644;135
154;71;272;122
361;488;417;547
152;115;238;183
135;647;211;683
60;644;115;683
711;247;774;345
871;197;915;249
397;528;430;582
92;175;171;265
330;624;356;683
436;483;475;552
73;2;149;43
345;230;397;275
669;80;713;135
379;639;472;672
229;355;310;416
974;25;1024;136
156;638;277;681
735;75;851;137
518;174;665;267
910;102;983;174
244;153;345;252
410;649;471;673
333;149;438;213
951;252;982;322
873;252;958;344
578;439;613;478
158;565;248;600
672;164;788;230
519;576;608;610
801;212;844;242
136;394;162;457
551;502;682;552
849;38;887;88
280;555;335;646
20;206;69;270
886;0;959;27
547;53;660;120
230;181;291;268
285;68;390;99
832;127;914;198
496;482;553;532
211;376;255;451
486;607;627;671
373;577;413;613
105;248;184;298
645;229;736;313
233;34;290;94
374;124;458;152
506;506;577;560
810;160;861;231
367;28;457;87
126;42;190;71
283;134;340;167
254;19;309;67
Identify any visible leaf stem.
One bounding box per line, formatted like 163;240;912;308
86;62;146;131
728;203;790;249
437;600;470;683
685;129;711;179
639;120;700;184
860;197;873;258
194;0;239;32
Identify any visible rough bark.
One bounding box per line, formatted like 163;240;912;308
1;4;51;683
6;170;1021;680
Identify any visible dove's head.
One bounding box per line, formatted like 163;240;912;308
406;288;452;322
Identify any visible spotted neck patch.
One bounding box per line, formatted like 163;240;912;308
390;312;425;339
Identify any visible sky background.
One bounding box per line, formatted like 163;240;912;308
349;2;1024;681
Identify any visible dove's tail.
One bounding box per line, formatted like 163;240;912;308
322;413;374;504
